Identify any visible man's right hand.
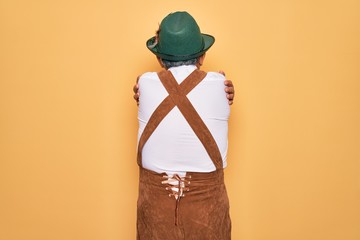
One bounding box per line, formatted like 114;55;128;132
133;76;140;106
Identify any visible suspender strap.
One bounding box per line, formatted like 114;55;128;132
137;70;223;170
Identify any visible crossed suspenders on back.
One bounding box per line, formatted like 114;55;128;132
137;69;223;170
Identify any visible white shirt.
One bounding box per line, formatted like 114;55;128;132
137;65;230;176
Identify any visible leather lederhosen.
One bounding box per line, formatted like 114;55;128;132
136;70;231;240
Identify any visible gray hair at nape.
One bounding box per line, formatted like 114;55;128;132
161;58;198;69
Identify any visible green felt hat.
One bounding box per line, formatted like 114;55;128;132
146;11;215;61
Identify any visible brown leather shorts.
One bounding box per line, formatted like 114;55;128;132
137;167;231;240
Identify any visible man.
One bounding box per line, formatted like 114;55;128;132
136;11;232;239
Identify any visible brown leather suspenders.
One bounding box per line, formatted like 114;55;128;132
137;70;223;170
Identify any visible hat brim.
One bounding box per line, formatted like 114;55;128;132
146;34;215;61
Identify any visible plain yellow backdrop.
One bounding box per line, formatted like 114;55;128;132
1;0;359;239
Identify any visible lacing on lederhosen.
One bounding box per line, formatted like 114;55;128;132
161;174;191;225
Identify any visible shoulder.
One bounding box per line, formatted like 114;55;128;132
137;72;160;85
137;71;167;94
138;72;158;81
203;71;226;82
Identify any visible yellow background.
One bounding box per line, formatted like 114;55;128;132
1;0;359;239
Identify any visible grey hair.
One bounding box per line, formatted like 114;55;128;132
161;58;198;69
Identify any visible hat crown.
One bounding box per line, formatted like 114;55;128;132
146;11;215;61
158;12;204;57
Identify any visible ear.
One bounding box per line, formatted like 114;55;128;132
197;53;206;68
